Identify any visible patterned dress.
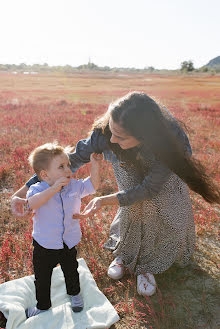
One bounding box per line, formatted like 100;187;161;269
104;149;195;275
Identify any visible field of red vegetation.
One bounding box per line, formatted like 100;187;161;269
0;72;219;329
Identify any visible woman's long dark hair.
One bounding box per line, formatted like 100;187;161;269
92;91;220;204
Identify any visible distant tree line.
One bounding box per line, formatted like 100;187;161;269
0;62;156;73
0;60;219;74
180;60;219;73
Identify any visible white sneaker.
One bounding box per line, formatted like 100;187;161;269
107;256;124;280
137;273;157;296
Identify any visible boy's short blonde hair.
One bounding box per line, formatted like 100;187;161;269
28;142;66;178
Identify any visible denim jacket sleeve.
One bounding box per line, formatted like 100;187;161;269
68;129;109;172
25;130;109;188
26;173;39;188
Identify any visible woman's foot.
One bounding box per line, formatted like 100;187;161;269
25;306;47;318
137;273;157;296
71;293;84;312
107;256;124;280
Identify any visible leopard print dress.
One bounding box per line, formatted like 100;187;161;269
104;151;195;275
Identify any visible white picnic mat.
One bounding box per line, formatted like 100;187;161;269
0;258;119;329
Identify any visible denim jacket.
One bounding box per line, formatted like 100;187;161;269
26;118;192;207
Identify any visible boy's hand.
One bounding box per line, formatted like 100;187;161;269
90;153;103;164
51;177;70;193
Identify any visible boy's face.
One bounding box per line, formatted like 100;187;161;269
43;153;72;185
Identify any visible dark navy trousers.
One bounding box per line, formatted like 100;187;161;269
33;239;80;310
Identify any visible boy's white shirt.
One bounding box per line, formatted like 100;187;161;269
26;177;96;249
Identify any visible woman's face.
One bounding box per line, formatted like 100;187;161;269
109;117;141;149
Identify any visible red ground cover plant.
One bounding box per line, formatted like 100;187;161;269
0;73;219;329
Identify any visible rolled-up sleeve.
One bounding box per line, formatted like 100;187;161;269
116;161;171;207
79;177;96;198
26;185;41;199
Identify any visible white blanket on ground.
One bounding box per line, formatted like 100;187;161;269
0;258;119;329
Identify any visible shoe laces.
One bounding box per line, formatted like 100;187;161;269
111;257;123;268
139;273;156;287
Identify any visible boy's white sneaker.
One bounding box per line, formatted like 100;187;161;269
107;256;124;280
137;273;157;296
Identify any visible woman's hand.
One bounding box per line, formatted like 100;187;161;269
11;196;29;216
73;193;119;220
73;197;103;219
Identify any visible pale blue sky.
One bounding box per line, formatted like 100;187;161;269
0;0;219;69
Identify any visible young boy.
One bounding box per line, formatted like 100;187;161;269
25;142;102;318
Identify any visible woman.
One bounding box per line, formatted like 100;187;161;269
11;92;220;296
